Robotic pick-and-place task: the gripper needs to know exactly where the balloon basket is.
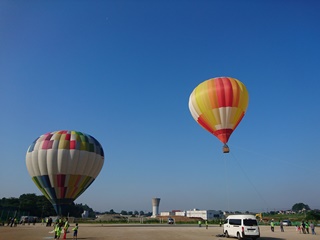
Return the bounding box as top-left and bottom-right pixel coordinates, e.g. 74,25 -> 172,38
223,145 -> 229,153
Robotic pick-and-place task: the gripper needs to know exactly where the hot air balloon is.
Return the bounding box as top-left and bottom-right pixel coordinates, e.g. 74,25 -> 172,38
26,130 -> 104,215
189,77 -> 249,153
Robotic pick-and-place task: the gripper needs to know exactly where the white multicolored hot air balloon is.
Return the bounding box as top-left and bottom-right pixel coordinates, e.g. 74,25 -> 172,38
26,130 -> 104,215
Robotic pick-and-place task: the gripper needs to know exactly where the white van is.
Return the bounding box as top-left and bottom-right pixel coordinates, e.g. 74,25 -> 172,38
223,215 -> 260,239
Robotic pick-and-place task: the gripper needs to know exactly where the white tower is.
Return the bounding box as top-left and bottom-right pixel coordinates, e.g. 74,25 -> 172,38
152,198 -> 160,218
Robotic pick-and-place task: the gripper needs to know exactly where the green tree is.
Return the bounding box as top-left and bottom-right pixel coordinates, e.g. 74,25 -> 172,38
0,197 -> 19,211
292,203 -> 310,212
74,203 -> 95,218
19,194 -> 39,215
0,197 -> 20,220
1,194 -> 95,218
306,210 -> 320,221
62,203 -> 83,217
35,195 -> 55,217
120,210 -> 128,215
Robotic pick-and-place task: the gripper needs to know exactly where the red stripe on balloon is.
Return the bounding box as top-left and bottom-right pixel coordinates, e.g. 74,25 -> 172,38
70,140 -> 76,149
198,116 -> 214,134
42,140 -> 49,149
65,134 -> 71,141
57,174 -> 66,188
47,140 -> 53,149
60,187 -> 67,198
44,134 -> 53,140
215,77 -> 233,107
213,129 -> 233,144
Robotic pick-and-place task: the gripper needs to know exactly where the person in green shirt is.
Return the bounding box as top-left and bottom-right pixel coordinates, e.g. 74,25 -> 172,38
72,223 -> 79,240
54,223 -> 62,239
305,221 -> 310,234
270,219 -> 275,232
63,218 -> 69,239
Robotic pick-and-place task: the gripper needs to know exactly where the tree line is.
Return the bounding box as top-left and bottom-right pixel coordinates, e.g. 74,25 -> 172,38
99,209 -> 152,216
2,195 -> 319,223
0,194 -> 95,220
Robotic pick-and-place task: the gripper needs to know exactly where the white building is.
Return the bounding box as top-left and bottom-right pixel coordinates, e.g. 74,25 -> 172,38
160,211 -> 173,216
186,209 -> 221,220
81,210 -> 89,218
174,211 -> 186,217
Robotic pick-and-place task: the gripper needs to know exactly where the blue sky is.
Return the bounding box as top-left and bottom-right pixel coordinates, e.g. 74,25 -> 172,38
1,0 -> 320,213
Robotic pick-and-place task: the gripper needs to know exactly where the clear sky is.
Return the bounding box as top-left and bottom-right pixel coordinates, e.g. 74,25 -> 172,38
1,0 -> 320,214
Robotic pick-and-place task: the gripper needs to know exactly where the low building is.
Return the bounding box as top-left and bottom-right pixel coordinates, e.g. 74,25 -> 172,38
160,211 -> 173,216
186,209 -> 222,220
174,211 -> 186,217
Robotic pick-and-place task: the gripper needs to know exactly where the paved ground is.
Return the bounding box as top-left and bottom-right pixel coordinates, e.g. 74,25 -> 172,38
0,224 -> 317,240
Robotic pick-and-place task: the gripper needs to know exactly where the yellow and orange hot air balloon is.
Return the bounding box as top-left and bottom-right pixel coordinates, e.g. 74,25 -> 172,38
188,77 -> 249,153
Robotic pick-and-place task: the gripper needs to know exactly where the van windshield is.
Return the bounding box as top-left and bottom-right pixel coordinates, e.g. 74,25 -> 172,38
243,219 -> 258,226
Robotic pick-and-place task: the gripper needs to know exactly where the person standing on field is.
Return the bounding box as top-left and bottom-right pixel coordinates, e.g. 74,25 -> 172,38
301,221 -> 306,234
63,218 -> 69,239
54,223 -> 62,239
72,223 -> 79,240
310,222 -> 316,235
280,221 -> 284,232
270,219 -> 275,232
305,221 -> 310,234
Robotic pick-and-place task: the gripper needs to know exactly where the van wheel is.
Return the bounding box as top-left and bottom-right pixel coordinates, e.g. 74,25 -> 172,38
225,231 -> 229,238
237,232 -> 241,239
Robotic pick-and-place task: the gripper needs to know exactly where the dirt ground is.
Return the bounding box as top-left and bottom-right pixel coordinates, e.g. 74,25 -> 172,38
0,223 -> 317,240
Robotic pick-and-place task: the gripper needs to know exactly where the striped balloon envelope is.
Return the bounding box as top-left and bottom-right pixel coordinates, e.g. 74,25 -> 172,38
189,77 -> 249,153
26,130 -> 104,215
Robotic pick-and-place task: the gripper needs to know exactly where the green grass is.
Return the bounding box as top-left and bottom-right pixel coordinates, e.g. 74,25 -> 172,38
257,213 -> 318,225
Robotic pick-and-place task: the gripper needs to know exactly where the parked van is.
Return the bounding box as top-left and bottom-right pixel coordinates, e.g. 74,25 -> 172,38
223,215 -> 260,239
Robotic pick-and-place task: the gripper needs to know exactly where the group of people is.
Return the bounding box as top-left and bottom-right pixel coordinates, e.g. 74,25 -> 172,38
270,219 -> 316,235
7,217 -> 18,227
53,217 -> 78,240
6,216 -> 38,226
296,221 -> 316,235
45,217 -> 53,226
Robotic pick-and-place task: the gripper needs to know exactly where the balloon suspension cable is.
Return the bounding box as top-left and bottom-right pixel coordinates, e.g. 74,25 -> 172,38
223,154 -> 230,213
229,151 -> 270,211
223,144 -> 230,153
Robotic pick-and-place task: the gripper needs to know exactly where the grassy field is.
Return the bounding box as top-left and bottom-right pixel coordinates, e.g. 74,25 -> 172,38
87,213 -> 317,226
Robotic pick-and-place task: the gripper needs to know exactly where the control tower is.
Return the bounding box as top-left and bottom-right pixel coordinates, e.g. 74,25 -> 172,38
151,198 -> 160,218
